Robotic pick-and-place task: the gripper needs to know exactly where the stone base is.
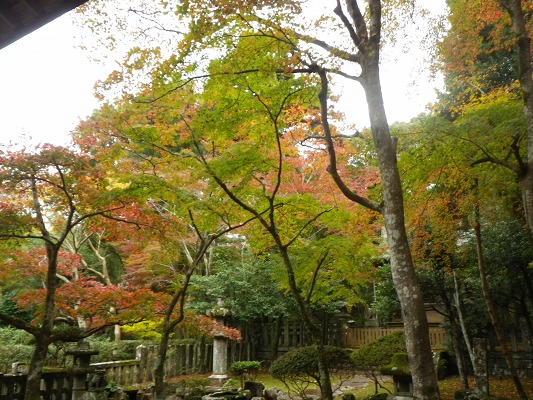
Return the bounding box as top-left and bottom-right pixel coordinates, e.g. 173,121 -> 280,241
209,374 -> 228,380
208,374 -> 229,387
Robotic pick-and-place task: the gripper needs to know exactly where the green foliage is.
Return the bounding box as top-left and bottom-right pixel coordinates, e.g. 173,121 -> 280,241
86,339 -> 147,362
0,345 -> 33,373
370,264 -> 401,326
351,332 -> 406,394
0,294 -> 33,326
269,345 -> 354,399
230,360 -> 262,387
121,320 -> 162,340
188,259 -> 293,322
0,326 -> 33,345
351,332 -> 406,371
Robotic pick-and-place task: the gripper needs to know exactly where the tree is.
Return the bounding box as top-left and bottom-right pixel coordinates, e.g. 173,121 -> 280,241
436,0 -> 533,249
0,145 -> 160,400
75,28 -> 384,398
78,1 -> 443,397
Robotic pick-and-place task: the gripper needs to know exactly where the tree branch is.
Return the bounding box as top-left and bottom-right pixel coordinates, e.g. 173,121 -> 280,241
317,68 -> 382,212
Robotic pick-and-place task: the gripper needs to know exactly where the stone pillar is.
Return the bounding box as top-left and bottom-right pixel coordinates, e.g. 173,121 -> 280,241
210,333 -> 228,379
136,344 -> 149,383
207,298 -> 232,381
472,338 -> 489,396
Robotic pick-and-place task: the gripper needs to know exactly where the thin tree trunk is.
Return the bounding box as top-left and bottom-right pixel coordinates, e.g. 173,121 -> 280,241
154,327 -> 171,399
473,189 -> 528,399
271,316 -> 283,360
440,278 -> 469,389
453,270 -> 487,395
277,246 -> 335,400
316,345 -> 334,400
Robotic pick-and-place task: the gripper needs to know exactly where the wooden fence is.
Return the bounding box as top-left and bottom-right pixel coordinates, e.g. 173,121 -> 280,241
342,327 -> 448,349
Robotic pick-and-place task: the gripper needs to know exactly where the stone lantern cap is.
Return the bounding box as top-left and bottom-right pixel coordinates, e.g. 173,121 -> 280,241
207,298 -> 232,318
66,341 -> 99,368
381,352 -> 411,377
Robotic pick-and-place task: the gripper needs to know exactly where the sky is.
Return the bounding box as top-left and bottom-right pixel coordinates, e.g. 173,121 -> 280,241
0,12 -> 102,147
0,2 -> 446,148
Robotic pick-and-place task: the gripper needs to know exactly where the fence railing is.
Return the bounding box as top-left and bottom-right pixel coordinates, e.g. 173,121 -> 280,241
0,370 -> 71,400
92,342 -> 216,386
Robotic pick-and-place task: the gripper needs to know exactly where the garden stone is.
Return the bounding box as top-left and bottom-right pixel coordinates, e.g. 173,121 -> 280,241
454,389 -> 481,400
243,381 -> 265,397
264,387 -> 282,400
202,390 -> 241,400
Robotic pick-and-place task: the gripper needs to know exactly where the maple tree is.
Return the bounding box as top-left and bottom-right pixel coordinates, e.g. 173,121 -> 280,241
74,31 -> 381,399
73,86 -> 260,398
77,1 -> 444,397
436,0 -> 533,250
0,144 -> 164,400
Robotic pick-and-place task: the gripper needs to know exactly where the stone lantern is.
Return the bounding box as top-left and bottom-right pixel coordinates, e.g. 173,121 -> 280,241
207,298 -> 232,381
381,352 -> 414,399
66,341 -> 104,400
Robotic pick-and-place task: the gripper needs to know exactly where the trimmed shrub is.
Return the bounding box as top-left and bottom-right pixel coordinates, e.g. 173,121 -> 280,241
351,331 -> 406,395
269,345 -> 355,399
230,360 -> 262,387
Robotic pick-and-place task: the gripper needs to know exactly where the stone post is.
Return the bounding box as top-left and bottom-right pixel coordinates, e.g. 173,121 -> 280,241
207,298 -> 232,382
472,338 -> 489,396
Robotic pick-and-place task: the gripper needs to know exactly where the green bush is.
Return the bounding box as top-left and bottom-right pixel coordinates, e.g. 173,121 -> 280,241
230,360 -> 262,387
269,345 -> 355,399
87,339 -> 147,362
0,327 -> 33,345
0,344 -> 33,373
351,331 -> 406,395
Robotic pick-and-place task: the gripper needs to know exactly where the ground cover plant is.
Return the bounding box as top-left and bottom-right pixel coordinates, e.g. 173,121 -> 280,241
253,373 -> 533,400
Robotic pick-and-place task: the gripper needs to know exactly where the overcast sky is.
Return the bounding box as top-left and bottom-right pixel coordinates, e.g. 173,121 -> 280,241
0,12 -> 102,147
0,2 -> 446,148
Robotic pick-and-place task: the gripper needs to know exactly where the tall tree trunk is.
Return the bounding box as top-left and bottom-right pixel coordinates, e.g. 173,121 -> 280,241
473,189 -> 528,399
317,2 -> 441,397
361,48 -> 440,400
